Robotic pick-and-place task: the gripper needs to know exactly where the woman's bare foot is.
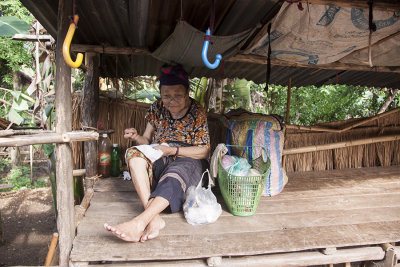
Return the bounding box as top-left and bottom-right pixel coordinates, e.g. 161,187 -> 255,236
104,219 -> 146,242
140,215 -> 165,242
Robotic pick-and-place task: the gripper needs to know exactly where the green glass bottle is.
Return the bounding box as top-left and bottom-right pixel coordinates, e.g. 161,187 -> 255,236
110,144 -> 120,177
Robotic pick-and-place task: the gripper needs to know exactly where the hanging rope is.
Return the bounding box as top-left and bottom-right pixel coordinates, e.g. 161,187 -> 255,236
202,0 -> 221,69
180,0 -> 183,20
72,0 -> 76,24
210,0 -> 215,34
264,23 -> 272,92
336,71 -> 339,84
368,0 -> 376,67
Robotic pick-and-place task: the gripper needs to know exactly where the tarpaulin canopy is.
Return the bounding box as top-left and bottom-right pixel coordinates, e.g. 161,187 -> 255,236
247,3 -> 400,66
152,20 -> 256,67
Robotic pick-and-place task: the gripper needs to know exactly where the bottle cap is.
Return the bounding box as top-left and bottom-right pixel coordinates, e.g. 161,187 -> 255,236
102,133 -> 107,138
113,144 -> 118,147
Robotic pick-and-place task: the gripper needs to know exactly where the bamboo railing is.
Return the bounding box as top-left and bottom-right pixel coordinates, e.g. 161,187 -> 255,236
0,131 -> 98,147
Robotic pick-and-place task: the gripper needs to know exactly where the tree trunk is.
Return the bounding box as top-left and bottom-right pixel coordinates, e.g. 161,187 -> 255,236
10,71 -> 23,169
82,52 -> 100,189
9,147 -> 20,169
378,88 -> 399,114
12,71 -> 22,91
0,211 -> 3,245
55,0 -> 74,265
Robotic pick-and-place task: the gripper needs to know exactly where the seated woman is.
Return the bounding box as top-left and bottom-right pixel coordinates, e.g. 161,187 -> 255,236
104,64 -> 210,242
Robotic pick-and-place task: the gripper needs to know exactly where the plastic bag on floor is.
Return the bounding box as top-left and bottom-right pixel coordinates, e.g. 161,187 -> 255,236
183,169 -> 222,225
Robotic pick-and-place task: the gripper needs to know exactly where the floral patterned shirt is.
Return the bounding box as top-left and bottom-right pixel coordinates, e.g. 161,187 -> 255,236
145,98 -> 210,148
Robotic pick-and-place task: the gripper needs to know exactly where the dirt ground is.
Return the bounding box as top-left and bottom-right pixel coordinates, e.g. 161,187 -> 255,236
0,187 -> 56,266
0,161 -> 56,267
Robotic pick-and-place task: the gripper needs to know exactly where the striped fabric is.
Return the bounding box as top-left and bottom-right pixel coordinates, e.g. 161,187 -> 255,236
226,113 -> 288,196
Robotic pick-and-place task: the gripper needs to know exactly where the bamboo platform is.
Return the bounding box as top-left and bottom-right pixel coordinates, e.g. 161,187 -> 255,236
70,166 -> 400,266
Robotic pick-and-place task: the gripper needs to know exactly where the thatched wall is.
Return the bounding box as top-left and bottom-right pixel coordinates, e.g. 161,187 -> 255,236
72,93 -> 399,173
283,111 -> 400,172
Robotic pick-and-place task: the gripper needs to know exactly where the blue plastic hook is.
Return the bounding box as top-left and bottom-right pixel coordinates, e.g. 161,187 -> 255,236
202,29 -> 222,69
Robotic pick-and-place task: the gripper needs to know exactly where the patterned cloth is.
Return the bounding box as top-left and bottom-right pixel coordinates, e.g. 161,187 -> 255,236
126,148 -> 154,185
150,157 -> 209,213
145,98 -> 210,148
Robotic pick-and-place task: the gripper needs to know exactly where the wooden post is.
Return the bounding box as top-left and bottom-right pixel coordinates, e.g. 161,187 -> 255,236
285,77 -> 292,124
55,0 -> 74,266
82,52 -> 99,187
10,147 -> 20,169
0,211 -> 3,245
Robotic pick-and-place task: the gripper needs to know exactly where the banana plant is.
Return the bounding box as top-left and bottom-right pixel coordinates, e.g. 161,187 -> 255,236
0,87 -> 36,125
193,77 -> 208,107
223,78 -> 252,111
0,16 -> 30,36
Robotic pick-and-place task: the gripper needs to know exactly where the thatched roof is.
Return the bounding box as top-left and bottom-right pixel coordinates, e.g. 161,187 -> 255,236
20,0 -> 400,88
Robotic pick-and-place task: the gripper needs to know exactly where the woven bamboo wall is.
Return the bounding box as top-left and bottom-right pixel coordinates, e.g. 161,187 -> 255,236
283,111 -> 400,172
72,93 -> 399,172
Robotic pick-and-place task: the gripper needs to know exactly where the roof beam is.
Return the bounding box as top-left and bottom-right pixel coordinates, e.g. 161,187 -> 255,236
11,34 -> 53,42
71,44 -> 151,56
71,44 -> 400,73
302,0 -> 400,12
227,53 -> 400,73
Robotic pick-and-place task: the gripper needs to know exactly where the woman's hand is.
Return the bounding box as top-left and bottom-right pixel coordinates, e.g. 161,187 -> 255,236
153,145 -> 176,157
124,123 -> 154,145
153,145 -> 209,159
124,128 -> 139,142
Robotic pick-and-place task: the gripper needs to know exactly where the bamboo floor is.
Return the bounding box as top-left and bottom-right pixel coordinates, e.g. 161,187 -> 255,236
70,166 -> 400,266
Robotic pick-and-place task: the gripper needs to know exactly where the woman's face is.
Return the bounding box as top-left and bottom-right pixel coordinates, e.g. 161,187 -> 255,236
160,84 -> 189,115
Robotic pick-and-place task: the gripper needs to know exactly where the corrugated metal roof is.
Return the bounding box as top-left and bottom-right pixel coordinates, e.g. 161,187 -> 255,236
20,0 -> 400,88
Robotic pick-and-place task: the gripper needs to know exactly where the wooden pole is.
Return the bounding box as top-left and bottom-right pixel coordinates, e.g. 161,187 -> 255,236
227,53 -> 400,73
285,78 -> 292,124
282,134 -> 400,155
0,131 -> 98,147
82,52 -> 100,181
55,0 -> 74,265
72,169 -> 86,177
44,233 -> 59,266
0,129 -> 55,137
74,188 -> 94,229
285,107 -> 400,133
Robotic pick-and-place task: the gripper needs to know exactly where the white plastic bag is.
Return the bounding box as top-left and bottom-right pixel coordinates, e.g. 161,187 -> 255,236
183,169 -> 222,225
228,157 -> 251,176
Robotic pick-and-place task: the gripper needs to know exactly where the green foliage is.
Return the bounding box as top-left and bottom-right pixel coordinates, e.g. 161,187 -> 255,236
33,177 -> 47,188
223,79 -> 251,110
0,86 -> 35,125
41,143 -> 55,158
219,79 -> 396,126
0,164 -> 48,191
0,157 -> 10,173
0,0 -> 34,22
72,68 -> 85,91
124,77 -> 160,103
0,0 -> 34,85
0,16 -> 30,36
192,77 -> 208,107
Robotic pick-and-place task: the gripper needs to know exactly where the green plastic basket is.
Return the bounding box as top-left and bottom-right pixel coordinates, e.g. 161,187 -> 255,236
218,146 -> 271,216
